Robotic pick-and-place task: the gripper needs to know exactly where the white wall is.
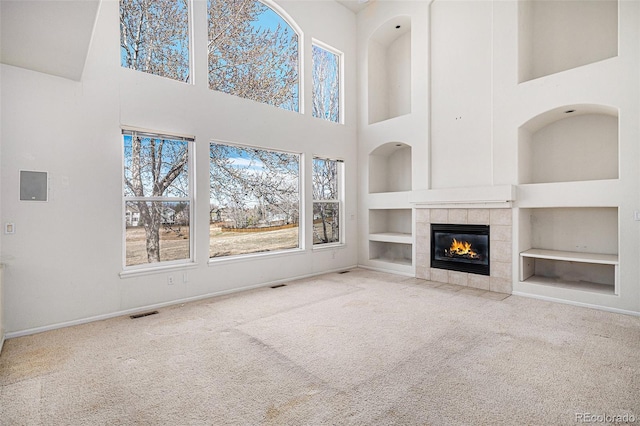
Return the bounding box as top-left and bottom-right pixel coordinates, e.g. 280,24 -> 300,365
356,0 -> 640,314
0,0 -> 358,334
429,0 -> 493,189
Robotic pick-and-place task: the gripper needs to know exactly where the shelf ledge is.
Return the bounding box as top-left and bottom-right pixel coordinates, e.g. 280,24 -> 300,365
368,232 -> 412,244
520,249 -> 618,265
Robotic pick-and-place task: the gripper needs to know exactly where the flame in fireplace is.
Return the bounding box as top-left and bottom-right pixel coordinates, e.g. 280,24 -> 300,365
448,238 -> 478,258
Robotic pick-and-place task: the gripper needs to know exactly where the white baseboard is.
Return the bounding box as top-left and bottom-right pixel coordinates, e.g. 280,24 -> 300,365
511,291 -> 640,317
357,264 -> 415,277
5,265 -> 359,340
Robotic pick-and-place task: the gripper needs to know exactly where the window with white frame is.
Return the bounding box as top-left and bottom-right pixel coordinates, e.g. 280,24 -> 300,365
207,0 -> 300,112
312,157 -> 342,245
120,0 -> 191,83
312,42 -> 341,123
123,130 -> 194,268
209,142 -> 301,258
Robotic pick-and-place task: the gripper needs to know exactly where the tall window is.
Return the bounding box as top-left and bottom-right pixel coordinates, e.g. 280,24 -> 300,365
208,0 -> 299,112
123,130 -> 193,268
312,42 -> 341,123
210,143 -> 300,258
313,157 -> 342,245
120,0 -> 191,82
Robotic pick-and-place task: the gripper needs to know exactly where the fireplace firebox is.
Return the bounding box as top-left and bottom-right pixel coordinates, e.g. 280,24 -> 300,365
431,224 -> 490,276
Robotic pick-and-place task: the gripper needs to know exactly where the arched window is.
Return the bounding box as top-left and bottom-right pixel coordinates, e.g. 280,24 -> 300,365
207,0 -> 300,112
120,0 -> 191,83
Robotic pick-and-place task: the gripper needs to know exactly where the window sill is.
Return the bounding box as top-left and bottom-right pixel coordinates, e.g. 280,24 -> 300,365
208,248 -> 305,266
120,262 -> 198,279
312,242 -> 345,251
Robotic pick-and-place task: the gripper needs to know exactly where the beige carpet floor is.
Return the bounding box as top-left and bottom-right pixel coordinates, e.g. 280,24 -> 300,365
1,268 -> 639,425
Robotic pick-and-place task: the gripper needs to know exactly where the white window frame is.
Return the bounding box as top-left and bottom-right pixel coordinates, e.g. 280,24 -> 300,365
311,39 -> 344,124
206,0 -> 304,113
312,156 -> 344,248
121,128 -> 196,276
120,0 -> 194,84
208,140 -> 304,262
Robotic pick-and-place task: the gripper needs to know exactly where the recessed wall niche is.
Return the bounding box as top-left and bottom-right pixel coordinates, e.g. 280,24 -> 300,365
518,105 -> 618,184
368,16 -> 411,124
369,142 -> 412,193
518,0 -> 618,82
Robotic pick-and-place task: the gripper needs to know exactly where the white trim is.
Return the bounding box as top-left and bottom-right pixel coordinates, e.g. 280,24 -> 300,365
122,131 -> 196,271
511,291 -> 640,317
209,141 -> 304,256
312,242 -> 346,251
257,0 -> 304,114
5,265 -> 358,340
357,264 -> 415,278
208,247 -> 305,266
120,262 -> 199,279
121,126 -> 195,141
311,38 -> 344,124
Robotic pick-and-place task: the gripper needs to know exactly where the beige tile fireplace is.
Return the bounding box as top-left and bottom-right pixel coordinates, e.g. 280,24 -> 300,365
415,207 -> 513,294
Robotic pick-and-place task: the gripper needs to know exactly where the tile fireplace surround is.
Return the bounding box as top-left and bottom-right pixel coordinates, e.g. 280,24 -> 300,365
415,208 -> 513,294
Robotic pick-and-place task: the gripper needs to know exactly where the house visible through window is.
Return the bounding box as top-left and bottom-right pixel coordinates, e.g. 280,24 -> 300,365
123,130 -> 194,268
209,142 -> 301,258
120,0 -> 191,82
207,0 -> 300,112
313,157 -> 342,245
312,42 -> 341,123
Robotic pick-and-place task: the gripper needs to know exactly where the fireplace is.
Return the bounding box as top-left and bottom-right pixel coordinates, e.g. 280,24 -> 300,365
431,224 -> 490,276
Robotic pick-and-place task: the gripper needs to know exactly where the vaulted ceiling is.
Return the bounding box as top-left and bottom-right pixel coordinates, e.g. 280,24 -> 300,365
1,0 -> 101,81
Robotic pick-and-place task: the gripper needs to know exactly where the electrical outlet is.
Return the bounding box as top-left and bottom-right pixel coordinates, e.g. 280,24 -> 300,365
168,276 -> 175,285
4,222 -> 15,234
183,272 -> 188,283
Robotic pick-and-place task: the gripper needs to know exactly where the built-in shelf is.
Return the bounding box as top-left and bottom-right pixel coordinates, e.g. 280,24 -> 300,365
367,209 -> 413,272
521,249 -> 618,265
518,208 -> 618,295
369,241 -> 412,266
520,249 -> 617,295
369,232 -> 412,244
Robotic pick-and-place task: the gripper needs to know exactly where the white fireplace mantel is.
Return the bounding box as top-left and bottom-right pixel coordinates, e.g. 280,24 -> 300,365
410,185 -> 516,209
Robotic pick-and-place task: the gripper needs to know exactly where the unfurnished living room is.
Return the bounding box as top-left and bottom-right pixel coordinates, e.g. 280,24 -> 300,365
0,0 -> 639,424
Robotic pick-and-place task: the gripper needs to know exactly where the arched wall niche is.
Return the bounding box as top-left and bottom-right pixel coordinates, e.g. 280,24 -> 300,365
518,105 -> 619,184
369,142 -> 412,193
518,0 -> 618,83
367,16 -> 412,124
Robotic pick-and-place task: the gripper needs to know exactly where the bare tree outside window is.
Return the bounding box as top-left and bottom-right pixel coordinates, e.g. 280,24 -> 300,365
208,0 -> 299,111
313,158 -> 341,245
120,0 -> 190,82
210,143 -> 300,257
124,132 -> 192,267
312,43 -> 340,123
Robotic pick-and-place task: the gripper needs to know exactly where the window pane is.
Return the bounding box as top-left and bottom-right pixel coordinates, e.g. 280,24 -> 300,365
120,0 -> 190,82
313,202 -> 340,245
207,0 -> 299,112
124,134 -> 189,198
312,44 -> 340,123
210,143 -> 300,257
312,158 -> 338,200
125,201 -> 190,266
